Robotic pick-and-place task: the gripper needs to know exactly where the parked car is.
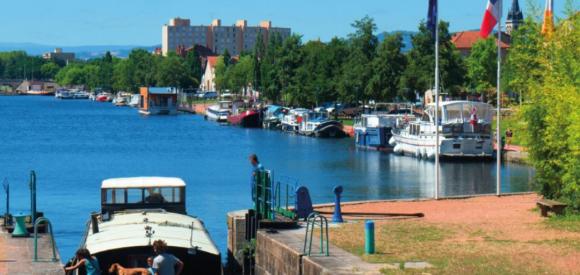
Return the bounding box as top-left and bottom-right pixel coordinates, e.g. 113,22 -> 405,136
197,91 -> 218,99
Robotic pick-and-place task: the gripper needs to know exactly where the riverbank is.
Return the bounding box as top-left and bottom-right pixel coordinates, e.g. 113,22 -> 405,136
316,194 -> 579,274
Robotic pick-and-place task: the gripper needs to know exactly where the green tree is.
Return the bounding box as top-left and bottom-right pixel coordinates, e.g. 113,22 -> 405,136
261,33 -> 284,102
227,55 -> 254,94
401,21 -> 466,100
156,53 -> 189,88
252,33 -> 266,92
214,56 -> 228,92
368,33 -> 407,101
113,59 -> 132,92
277,34 -> 304,105
184,50 -> 202,88
40,62 -> 61,80
466,37 -> 497,95
127,49 -> 158,90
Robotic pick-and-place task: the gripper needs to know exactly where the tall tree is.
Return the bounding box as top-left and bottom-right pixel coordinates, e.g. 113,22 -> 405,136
368,33 -> 407,101
277,34 -> 304,105
184,50 -> 202,88
466,37 -> 497,95
261,33 -> 284,103
157,53 -> 189,88
252,33 -> 266,92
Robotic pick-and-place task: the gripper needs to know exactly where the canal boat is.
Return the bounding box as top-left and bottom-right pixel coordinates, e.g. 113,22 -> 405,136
73,90 -> 90,99
298,111 -> 345,138
139,87 -> 178,115
280,108 -> 309,133
128,94 -> 140,107
96,92 -> 113,102
55,89 -> 74,99
206,101 -> 232,122
80,177 -> 222,275
262,105 -> 286,129
354,103 -> 415,150
227,109 -> 261,127
390,101 -> 494,159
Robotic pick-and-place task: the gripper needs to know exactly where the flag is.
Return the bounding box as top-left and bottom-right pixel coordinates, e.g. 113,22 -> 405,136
480,0 -> 503,38
427,0 -> 438,38
541,0 -> 554,36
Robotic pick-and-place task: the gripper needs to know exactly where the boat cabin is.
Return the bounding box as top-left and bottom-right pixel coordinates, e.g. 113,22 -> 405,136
139,87 -> 178,115
101,177 -> 186,216
419,101 -> 493,136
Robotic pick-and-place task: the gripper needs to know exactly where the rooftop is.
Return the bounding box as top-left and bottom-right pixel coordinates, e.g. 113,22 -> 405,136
101,177 -> 186,189
451,31 -> 510,49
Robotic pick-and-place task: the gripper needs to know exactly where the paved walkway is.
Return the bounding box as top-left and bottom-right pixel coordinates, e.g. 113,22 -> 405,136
0,227 -> 63,274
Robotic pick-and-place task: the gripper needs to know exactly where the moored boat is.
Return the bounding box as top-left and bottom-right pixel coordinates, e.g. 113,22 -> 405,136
227,109 -> 261,127
80,177 -> 221,275
390,101 -> 494,159
280,108 -> 309,133
298,111 -> 345,138
206,101 -> 232,122
128,94 -> 140,107
354,103 -> 415,150
262,105 -> 286,129
96,92 -> 113,102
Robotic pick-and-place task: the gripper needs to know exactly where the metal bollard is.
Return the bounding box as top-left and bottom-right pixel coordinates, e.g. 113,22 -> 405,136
332,185 -> 343,223
365,220 -> 375,254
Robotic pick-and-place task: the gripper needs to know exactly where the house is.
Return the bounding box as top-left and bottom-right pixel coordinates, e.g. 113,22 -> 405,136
451,31 -> 510,58
16,80 -> 59,95
200,56 -> 219,92
139,87 -> 178,115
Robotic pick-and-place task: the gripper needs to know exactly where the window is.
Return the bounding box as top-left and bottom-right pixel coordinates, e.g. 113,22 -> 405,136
127,188 -> 143,203
105,189 -> 113,204
114,189 -> 125,204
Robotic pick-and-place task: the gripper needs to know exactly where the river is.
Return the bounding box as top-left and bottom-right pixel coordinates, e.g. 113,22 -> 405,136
0,96 -> 534,261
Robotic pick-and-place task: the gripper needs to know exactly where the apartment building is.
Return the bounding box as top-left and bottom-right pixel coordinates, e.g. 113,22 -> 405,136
161,18 -> 291,56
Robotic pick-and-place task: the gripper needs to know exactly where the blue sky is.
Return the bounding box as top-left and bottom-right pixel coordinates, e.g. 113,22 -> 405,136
0,0 -> 571,46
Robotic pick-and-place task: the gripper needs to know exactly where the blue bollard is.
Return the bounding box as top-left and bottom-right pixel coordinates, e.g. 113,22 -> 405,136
365,220 -> 375,254
332,185 -> 343,223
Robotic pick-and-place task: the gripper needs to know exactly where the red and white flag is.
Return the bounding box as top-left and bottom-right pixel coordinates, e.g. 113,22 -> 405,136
480,0 -> 503,38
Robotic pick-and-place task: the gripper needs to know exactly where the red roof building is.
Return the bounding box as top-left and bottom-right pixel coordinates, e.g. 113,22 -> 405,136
451,31 -> 511,57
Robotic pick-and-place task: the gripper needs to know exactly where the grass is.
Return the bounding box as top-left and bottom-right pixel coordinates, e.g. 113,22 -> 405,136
341,119 -> 354,126
492,108 -> 526,147
330,220 -> 574,274
545,213 -> 580,233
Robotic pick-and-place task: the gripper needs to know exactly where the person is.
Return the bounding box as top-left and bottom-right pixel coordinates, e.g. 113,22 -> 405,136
152,239 -> 183,275
505,128 -> 513,147
147,257 -> 155,275
249,154 -> 264,201
64,248 -> 101,275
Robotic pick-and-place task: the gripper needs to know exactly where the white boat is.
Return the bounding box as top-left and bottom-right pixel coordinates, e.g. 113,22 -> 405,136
73,90 -> 90,99
298,111 -> 345,138
205,101 -> 232,122
56,89 -> 74,99
281,108 -> 309,133
390,101 -> 494,159
80,177 -> 221,274
128,94 -> 140,107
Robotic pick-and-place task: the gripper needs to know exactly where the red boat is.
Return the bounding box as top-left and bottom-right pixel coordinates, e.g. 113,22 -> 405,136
227,109 -> 262,128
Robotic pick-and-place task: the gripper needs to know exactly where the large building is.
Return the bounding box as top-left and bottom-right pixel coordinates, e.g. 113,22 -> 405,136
506,0 -> 524,35
42,48 -> 75,63
161,18 -> 291,56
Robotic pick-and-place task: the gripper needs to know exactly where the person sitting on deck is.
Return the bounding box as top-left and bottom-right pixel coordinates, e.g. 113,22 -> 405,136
64,248 -> 101,275
144,188 -> 166,204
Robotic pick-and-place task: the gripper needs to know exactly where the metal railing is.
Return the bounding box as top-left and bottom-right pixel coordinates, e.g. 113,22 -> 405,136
33,217 -> 58,262
303,212 -> 329,256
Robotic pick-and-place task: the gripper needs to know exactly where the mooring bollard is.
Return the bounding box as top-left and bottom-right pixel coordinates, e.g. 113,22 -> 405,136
365,220 -> 375,254
332,185 -> 343,223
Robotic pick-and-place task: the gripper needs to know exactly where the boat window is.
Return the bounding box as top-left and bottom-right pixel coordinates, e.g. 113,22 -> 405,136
105,189 -> 113,204
127,188 -> 143,203
174,187 -> 182,203
144,188 -> 165,203
445,104 -> 463,123
161,188 -> 174,203
114,188 -> 126,204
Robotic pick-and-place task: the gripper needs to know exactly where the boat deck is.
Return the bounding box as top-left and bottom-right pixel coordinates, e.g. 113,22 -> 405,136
0,223 -> 63,275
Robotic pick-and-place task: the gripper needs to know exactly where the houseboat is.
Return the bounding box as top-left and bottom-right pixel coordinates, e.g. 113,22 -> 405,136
262,105 -> 287,129
298,111 -> 345,138
389,101 -> 494,159
227,101 -> 261,127
206,101 -> 232,122
281,108 -> 309,133
80,177 -> 222,275
354,103 -> 415,150
139,87 -> 178,115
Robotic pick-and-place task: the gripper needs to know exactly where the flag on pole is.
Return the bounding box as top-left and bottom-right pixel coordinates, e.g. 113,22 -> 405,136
541,0 -> 554,36
427,0 -> 438,38
480,0 -> 503,38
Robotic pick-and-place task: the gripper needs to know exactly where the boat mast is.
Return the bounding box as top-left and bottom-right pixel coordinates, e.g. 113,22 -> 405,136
434,0 -> 440,200
496,3 -> 502,196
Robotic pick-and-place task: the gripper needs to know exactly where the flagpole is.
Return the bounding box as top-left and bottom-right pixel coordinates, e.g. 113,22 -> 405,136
434,0 -> 440,200
496,2 -> 502,196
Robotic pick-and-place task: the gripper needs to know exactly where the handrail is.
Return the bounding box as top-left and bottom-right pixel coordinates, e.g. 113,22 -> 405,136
303,212 -> 329,256
33,217 -> 58,262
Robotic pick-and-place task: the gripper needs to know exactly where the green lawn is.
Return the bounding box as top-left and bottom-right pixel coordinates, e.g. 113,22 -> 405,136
492,109 -> 526,146
545,213 -> 580,233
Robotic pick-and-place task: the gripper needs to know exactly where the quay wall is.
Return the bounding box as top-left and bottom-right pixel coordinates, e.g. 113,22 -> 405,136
178,102 -> 212,114
226,210 -> 249,272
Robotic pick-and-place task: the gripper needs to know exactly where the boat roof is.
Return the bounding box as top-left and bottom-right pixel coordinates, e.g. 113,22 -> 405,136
147,87 -> 177,94
427,100 -> 492,107
101,177 -> 186,189
84,211 -> 219,255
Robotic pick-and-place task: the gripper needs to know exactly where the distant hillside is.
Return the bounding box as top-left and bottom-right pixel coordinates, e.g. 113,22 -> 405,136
0,42 -> 159,59
377,31 -> 416,52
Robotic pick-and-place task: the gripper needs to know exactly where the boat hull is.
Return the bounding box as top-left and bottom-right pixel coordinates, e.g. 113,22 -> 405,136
313,121 -> 345,138
228,110 -> 261,128
391,134 -> 494,159
354,127 -> 393,149
89,245 -> 222,275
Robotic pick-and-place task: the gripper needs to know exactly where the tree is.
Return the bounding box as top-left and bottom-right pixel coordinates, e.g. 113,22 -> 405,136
252,33 -> 266,92
40,62 -> 61,80
339,16 -> 378,104
368,33 -> 407,101
156,53 -> 189,88
466,37 -> 497,95
222,49 -> 231,67
227,55 -> 254,94
401,21 -> 466,100
214,56 -> 228,92
113,59 -> 132,92
184,50 -> 202,88
277,34 -> 304,105
261,32 -> 284,102
127,49 -> 158,90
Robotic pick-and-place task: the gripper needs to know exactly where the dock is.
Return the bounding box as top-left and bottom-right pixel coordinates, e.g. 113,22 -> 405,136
0,221 -> 63,275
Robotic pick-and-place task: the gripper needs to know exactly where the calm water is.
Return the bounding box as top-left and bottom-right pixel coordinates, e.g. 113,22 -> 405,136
0,96 -> 534,260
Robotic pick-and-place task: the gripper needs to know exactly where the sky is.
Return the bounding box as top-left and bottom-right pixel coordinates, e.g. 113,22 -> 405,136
0,0 -> 573,46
